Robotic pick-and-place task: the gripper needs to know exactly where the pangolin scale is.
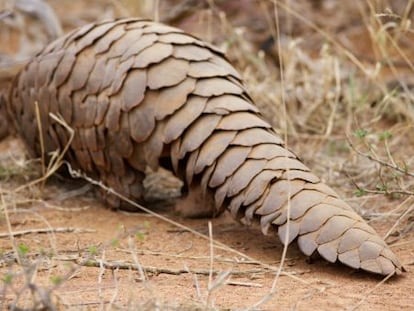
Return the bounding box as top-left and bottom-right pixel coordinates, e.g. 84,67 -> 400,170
7,18 -> 403,275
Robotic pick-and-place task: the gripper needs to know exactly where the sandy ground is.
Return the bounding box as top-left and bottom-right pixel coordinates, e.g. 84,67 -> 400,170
0,136 -> 413,310
1,1 -> 414,310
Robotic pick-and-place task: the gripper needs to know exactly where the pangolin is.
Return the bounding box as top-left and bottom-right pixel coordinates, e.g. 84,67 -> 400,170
6,18 -> 403,275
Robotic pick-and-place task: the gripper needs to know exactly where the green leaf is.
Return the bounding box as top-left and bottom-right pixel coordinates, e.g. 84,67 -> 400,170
355,189 -> 366,197
50,275 -> 63,285
376,183 -> 387,192
379,131 -> 392,141
3,273 -> 13,284
135,231 -> 146,241
353,129 -> 368,138
17,244 -> 29,256
88,245 -> 98,256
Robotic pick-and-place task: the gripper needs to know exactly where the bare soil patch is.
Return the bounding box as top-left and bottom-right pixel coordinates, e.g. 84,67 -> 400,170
1,1 -> 414,310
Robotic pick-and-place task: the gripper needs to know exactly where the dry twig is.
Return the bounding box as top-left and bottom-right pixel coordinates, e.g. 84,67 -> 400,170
0,227 -> 96,238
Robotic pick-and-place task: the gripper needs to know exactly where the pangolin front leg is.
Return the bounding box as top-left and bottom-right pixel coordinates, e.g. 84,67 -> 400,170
7,18 -> 403,275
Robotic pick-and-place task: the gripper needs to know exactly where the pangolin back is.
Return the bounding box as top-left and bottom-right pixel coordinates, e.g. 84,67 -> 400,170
8,18 -> 403,275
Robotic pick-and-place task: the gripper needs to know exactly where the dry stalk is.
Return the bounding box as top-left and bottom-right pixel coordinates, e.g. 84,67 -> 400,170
1,192 -> 21,264
246,4 -> 293,309
272,0 -> 382,85
14,112 -> 74,193
383,196 -> 414,240
98,249 -> 106,310
64,162 -> 319,289
206,221 -> 215,307
349,272 -> 395,311
34,101 -> 46,184
58,256 -> 290,277
114,247 -> 298,266
346,134 -> 414,192
0,226 -> 96,238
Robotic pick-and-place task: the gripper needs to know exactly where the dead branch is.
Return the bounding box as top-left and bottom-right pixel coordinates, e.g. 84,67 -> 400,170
0,227 -> 96,238
347,134 -> 414,179
56,256 -> 309,277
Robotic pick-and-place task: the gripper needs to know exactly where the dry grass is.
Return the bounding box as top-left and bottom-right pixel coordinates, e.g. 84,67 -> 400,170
1,0 -> 414,310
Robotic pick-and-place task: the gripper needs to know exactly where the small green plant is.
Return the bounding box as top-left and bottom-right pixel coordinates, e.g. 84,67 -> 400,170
111,238 -> 119,247
379,130 -> 392,141
135,231 -> 146,241
143,220 -> 151,229
401,163 -> 409,174
87,245 -> 98,256
50,275 -> 63,286
17,244 -> 29,257
117,223 -> 125,232
355,188 -> 366,197
376,183 -> 388,192
353,129 -> 368,139
2,272 -> 13,284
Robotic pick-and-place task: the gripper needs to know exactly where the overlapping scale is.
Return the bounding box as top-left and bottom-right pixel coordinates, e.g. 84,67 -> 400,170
8,18 -> 403,276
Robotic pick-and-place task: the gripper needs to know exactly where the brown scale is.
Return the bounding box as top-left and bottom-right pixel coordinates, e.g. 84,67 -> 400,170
7,18 -> 404,276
